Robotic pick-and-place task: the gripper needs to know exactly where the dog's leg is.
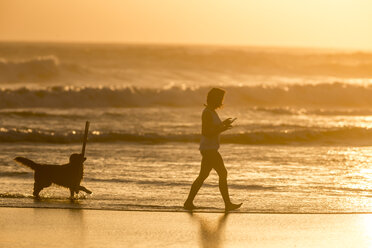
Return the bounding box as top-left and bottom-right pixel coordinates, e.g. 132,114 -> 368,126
33,183 -> 43,198
79,186 -> 92,194
69,188 -> 75,199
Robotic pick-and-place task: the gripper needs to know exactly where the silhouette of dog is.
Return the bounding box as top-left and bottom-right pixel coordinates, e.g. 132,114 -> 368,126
14,153 -> 92,198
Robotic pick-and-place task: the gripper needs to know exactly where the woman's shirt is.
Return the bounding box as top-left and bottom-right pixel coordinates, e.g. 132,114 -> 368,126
199,107 -> 222,151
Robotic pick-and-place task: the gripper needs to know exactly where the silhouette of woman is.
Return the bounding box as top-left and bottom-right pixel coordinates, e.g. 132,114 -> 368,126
184,88 -> 242,211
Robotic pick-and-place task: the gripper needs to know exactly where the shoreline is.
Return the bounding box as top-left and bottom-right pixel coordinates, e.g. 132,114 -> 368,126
1,205 -> 372,215
1,207 -> 371,248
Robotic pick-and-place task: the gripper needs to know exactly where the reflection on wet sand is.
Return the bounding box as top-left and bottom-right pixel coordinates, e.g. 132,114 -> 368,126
67,209 -> 86,248
32,207 -> 86,248
190,213 -> 229,248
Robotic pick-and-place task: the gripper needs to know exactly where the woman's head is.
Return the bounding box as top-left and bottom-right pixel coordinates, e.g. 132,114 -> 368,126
206,88 -> 225,109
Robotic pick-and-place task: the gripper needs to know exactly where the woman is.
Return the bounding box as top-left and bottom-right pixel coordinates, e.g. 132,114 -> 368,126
184,88 -> 242,211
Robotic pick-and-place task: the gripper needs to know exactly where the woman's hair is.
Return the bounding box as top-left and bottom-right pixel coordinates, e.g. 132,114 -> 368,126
206,88 -> 225,109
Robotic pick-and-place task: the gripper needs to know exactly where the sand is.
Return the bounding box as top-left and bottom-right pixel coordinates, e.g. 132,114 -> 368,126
0,207 -> 371,248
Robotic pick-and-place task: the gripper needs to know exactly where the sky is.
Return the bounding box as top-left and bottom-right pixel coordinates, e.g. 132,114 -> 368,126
0,0 -> 371,50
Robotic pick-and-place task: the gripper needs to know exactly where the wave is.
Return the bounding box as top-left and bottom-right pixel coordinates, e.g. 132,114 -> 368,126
0,193 -> 34,199
1,44 -> 372,85
253,107 -> 372,116
311,186 -> 372,195
3,83 -> 372,108
2,126 -> 372,145
0,56 -> 60,82
1,107 -> 372,120
222,127 -> 372,145
0,128 -> 199,143
0,56 -> 89,83
86,178 -> 275,190
0,172 -> 274,191
0,110 -> 51,117
0,171 -> 32,178
0,110 -> 83,118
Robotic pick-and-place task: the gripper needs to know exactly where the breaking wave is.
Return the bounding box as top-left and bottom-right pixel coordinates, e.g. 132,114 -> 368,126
0,56 -> 88,83
3,83 -> 372,108
254,107 -> 372,116
1,107 -> 372,118
0,56 -> 60,82
1,126 -> 372,145
1,44 -> 372,85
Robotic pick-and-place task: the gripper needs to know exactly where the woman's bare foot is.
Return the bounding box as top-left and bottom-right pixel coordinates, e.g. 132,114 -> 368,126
225,202 -> 242,211
183,201 -> 196,211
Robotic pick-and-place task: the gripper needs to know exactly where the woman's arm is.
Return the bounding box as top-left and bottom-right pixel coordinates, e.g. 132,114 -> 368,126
201,110 -> 229,137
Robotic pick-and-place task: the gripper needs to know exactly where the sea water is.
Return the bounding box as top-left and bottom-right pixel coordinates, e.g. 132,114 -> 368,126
0,42 -> 371,213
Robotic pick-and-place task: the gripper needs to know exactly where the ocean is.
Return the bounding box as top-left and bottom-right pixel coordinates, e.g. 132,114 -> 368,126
0,42 -> 371,213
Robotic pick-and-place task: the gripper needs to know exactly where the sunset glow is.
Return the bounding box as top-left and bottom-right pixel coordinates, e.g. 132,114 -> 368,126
1,0 -> 371,50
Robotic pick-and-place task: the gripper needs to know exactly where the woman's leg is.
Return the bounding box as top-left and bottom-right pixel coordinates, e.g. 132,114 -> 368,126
212,151 -> 231,205
184,152 -> 213,208
213,151 -> 242,211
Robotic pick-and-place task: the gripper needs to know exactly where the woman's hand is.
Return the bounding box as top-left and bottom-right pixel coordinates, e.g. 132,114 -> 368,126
222,118 -> 233,125
222,118 -> 237,125
221,118 -> 236,132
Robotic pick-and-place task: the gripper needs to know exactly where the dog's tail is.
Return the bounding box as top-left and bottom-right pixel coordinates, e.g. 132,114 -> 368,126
14,157 -> 39,170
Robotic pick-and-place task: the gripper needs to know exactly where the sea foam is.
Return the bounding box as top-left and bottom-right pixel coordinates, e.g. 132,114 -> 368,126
2,83 -> 372,108
1,126 -> 372,145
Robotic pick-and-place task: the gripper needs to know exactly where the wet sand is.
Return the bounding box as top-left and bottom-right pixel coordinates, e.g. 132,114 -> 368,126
0,207 -> 371,248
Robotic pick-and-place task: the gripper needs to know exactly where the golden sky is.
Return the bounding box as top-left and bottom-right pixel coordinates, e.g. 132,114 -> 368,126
0,0 -> 371,50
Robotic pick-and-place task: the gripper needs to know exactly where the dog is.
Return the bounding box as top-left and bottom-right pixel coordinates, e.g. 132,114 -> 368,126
14,153 -> 92,199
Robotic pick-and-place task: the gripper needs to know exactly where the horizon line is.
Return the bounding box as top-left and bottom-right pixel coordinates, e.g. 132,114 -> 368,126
0,39 -> 371,53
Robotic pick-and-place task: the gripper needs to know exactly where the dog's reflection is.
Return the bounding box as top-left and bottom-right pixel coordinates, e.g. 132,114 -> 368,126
31,208 -> 86,248
190,213 -> 228,248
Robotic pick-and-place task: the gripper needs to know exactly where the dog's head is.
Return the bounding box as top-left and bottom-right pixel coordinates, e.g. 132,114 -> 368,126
69,153 -> 86,165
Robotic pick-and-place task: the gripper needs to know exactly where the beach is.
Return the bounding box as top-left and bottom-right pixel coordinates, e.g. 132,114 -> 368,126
2,0 -> 372,247
1,207 -> 371,248
1,42 -> 372,247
